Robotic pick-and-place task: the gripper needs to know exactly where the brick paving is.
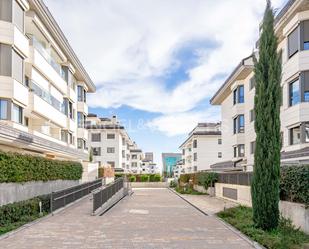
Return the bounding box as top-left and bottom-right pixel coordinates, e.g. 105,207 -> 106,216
0,188 -> 254,249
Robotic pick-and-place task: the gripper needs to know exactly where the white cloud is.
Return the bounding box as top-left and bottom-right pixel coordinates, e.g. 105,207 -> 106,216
45,0 -> 285,135
147,107 -> 221,137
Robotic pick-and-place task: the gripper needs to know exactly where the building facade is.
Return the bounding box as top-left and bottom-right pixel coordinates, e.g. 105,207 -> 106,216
162,153 -> 182,177
210,0 -> 309,171
0,0 -> 97,179
179,123 -> 222,173
86,115 -> 133,172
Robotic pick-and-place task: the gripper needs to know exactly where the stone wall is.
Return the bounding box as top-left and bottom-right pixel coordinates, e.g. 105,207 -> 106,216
0,180 -> 80,206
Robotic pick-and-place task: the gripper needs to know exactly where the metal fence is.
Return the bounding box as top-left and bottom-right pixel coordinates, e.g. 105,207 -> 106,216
50,178 -> 102,212
217,172 -> 253,186
92,177 -> 124,213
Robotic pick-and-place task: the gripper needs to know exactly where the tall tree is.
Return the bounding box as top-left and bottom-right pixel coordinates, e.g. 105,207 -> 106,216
252,0 -> 281,230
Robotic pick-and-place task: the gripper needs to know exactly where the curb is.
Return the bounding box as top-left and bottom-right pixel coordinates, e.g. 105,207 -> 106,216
169,188 -> 265,249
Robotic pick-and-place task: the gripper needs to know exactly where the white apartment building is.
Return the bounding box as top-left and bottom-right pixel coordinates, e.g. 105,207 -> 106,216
179,123 -> 222,173
129,143 -> 144,174
86,115 -> 133,173
173,160 -> 184,178
141,160 -> 159,174
0,0 -> 96,177
210,0 -> 309,171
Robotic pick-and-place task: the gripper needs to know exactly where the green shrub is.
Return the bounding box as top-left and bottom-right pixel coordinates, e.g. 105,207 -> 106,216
169,180 -> 177,188
175,186 -> 207,195
280,165 -> 309,206
197,172 -> 218,189
115,173 -> 124,179
152,174 -> 161,182
140,175 -> 149,182
217,206 -> 309,249
0,195 -> 50,235
0,151 -> 83,183
129,175 -> 136,182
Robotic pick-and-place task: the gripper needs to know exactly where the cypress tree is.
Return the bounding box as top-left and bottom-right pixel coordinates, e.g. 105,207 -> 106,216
251,0 -> 282,230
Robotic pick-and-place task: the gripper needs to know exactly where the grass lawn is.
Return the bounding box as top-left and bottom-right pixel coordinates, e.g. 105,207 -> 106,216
175,186 -> 208,195
217,206 -> 309,249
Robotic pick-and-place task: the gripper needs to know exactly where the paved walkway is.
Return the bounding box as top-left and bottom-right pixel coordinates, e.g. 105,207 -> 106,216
0,188 -> 254,249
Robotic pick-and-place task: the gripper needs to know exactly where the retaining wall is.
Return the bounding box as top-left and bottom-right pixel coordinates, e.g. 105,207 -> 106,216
0,180 -> 80,206
131,182 -> 169,188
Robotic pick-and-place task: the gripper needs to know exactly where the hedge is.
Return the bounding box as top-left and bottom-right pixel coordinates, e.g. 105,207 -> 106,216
280,165 -> 309,206
0,195 -> 50,235
115,174 -> 161,182
0,151 -> 83,183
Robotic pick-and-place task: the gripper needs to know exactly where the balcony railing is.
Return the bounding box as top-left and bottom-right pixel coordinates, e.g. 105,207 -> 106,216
31,35 -> 66,79
30,80 -> 65,114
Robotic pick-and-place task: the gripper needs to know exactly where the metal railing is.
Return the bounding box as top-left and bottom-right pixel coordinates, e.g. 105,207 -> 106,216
50,179 -> 102,213
218,172 -> 253,186
92,177 -> 124,214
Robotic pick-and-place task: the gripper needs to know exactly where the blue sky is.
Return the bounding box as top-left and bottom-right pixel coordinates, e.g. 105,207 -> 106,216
45,0 -> 286,168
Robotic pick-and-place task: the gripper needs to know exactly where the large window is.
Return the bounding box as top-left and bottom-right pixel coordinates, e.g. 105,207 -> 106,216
13,1 -> 24,32
77,112 -> 85,128
290,126 -> 301,145
93,147 -> 101,156
289,79 -> 300,106
77,85 -> 86,102
107,147 -> 115,153
12,50 -> 23,84
233,85 -> 244,105
91,133 -> 101,142
12,103 -> 22,124
233,144 -> 245,158
0,99 -> 8,120
288,27 -> 299,58
233,115 -> 244,134
0,44 -> 12,77
107,133 -> 115,139
0,0 -> 12,22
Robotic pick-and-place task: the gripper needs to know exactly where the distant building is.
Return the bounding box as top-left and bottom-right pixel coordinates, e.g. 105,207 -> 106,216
144,152 -> 154,162
141,159 -> 160,174
162,153 -> 182,177
179,122 -> 222,173
173,160 -> 184,178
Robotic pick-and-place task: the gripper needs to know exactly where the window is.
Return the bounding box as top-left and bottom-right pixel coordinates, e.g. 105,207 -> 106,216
122,138 -> 125,145
77,138 -> 85,149
305,123 -> 309,143
107,133 -> 115,139
0,44 -> 12,77
289,79 -> 300,106
193,166 -> 197,172
77,85 -> 86,102
0,99 -> 8,120
234,144 -> 245,158
132,154 -> 137,159
131,162 -> 137,167
238,85 -> 244,103
193,139 -> 197,148
91,133 -> 101,142
13,1 -> 24,32
61,130 -> 68,143
290,126 -> 301,145
233,85 -> 244,105
12,49 -> 23,84
24,116 -> 29,126
233,115 -> 244,134
12,103 -> 22,124
218,152 -> 222,158
250,141 -> 256,154
250,109 -> 255,122
193,153 -> 197,161
69,133 -> 73,145
107,161 -> 115,168
122,150 -> 125,158
107,147 -> 115,153
77,112 -> 85,128
93,147 -> 101,156
218,138 -> 222,144
303,20 -> 309,51
249,77 -> 255,90
288,27 -> 299,58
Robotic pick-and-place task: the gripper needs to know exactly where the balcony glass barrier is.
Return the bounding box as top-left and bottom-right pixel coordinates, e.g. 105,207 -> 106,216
30,80 -> 65,114
31,36 -> 66,79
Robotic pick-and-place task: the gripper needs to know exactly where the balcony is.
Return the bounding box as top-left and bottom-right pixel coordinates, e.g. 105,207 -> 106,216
77,128 -> 88,140
0,21 -> 29,57
29,88 -> 66,128
0,77 -> 28,106
29,37 -> 67,94
281,102 -> 309,127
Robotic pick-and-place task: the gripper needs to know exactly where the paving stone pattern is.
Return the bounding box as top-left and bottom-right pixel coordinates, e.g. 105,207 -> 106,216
0,188 -> 254,249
